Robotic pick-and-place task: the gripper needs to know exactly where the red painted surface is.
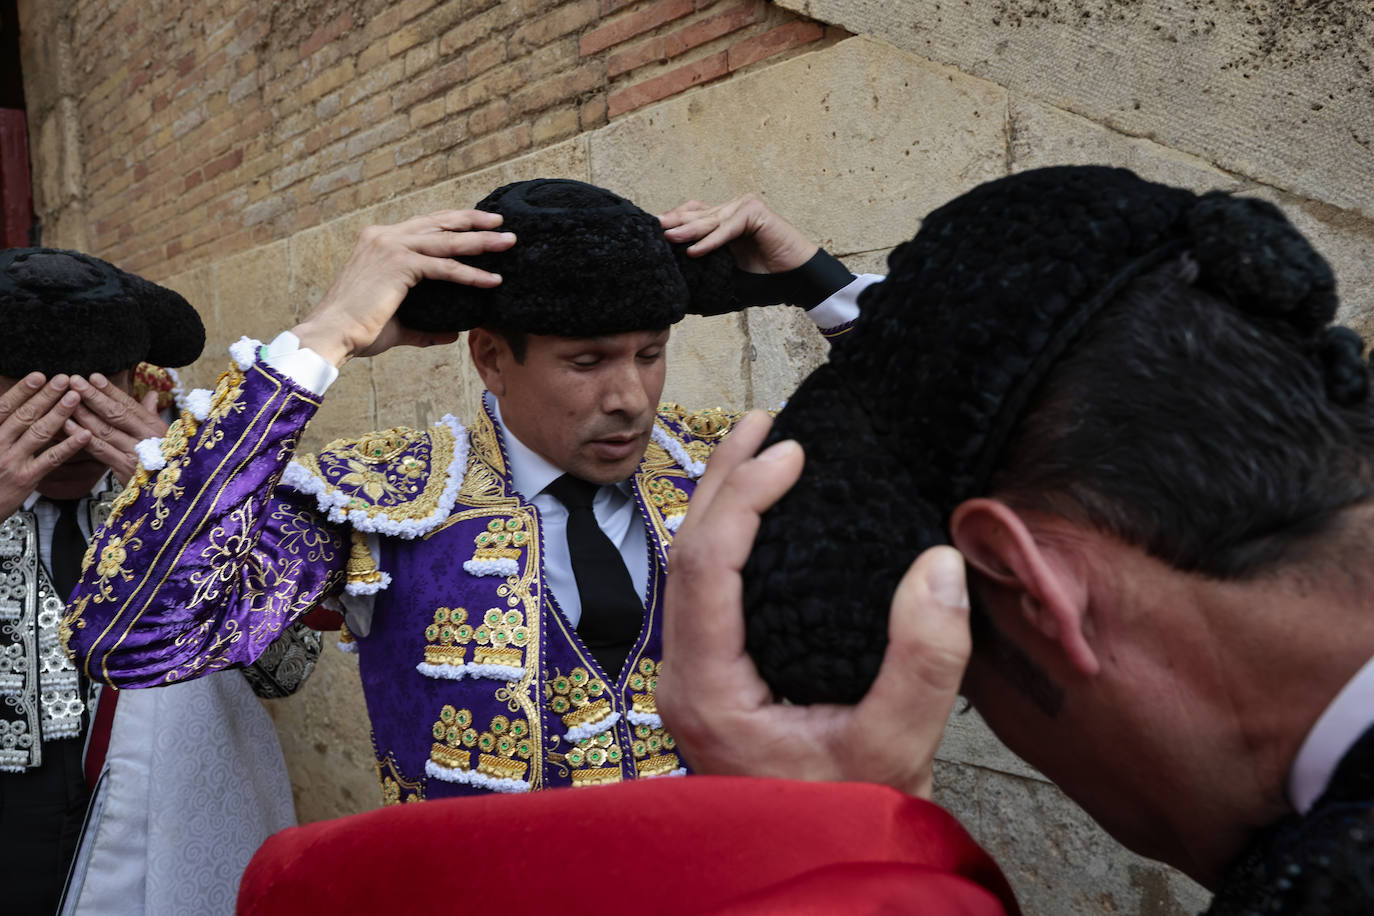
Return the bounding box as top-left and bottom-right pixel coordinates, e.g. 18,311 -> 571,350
0,108 -> 32,247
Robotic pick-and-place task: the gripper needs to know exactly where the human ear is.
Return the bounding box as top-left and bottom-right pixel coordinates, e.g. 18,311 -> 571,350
949,498 -> 1100,677
467,327 -> 507,397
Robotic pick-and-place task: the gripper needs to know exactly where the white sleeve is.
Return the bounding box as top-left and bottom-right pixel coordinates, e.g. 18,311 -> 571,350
804,274 -> 883,338
260,331 -> 340,396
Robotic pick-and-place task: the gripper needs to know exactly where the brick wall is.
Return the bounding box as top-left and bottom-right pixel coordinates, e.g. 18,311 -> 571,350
23,0 -> 833,280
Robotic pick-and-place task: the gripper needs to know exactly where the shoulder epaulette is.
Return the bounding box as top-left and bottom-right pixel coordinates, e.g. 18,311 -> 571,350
650,403 -> 748,479
281,415 -> 469,540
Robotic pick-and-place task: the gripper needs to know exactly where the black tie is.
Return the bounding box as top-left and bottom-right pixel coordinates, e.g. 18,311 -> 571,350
545,474 -> 643,679
51,498 -> 88,600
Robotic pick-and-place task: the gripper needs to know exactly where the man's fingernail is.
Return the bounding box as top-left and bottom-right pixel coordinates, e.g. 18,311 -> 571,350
91,373 -> 108,387
926,550 -> 969,609
756,439 -> 798,462
62,391 -> 80,407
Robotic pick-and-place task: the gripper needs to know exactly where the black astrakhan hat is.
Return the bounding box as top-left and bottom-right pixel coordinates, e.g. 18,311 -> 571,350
0,247 -> 205,378
397,178 -> 737,335
743,165 -> 1345,704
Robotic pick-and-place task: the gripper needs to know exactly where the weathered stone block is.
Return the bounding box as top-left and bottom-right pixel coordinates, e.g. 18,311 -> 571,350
264,647 -> 382,824
589,36 -> 1007,259
933,762 -> 1212,916
774,0 -> 1374,220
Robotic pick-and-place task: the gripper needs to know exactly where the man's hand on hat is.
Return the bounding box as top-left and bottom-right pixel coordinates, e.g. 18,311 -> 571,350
657,411 -> 972,800
293,210 -> 516,367
659,194 -> 818,275
0,373 -> 94,518
64,374 -> 168,486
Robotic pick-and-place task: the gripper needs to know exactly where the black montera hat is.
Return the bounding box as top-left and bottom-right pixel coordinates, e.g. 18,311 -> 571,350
0,247 -> 205,378
397,178 -> 738,335
743,165 -> 1347,704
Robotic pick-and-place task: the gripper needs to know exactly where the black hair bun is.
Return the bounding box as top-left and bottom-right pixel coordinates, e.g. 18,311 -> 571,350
1188,193 -> 1338,335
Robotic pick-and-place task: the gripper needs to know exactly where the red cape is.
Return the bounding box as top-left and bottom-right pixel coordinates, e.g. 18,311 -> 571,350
239,776 -> 1018,915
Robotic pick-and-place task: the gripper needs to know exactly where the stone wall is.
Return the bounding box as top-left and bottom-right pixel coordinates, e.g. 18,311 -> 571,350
17,1 -> 1374,913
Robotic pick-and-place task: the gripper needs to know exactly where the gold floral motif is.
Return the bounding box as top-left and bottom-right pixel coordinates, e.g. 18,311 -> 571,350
195,368 -> 246,452
565,731 -> 625,787
186,501 -> 260,610
87,516 -> 146,604
296,422 -> 457,523
429,705 -> 533,779
423,604 -> 531,671
630,720 -> 680,777
546,665 -> 613,729
643,477 -> 689,528
164,618 -> 243,683
681,406 -> 743,440
275,504 -> 341,564
377,753 -> 424,805
149,462 -> 186,530
159,416 -> 196,462
474,517 -> 527,557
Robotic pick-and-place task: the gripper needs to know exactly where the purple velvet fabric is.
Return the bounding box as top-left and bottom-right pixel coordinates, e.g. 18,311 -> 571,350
65,354 -> 715,798
67,360 -> 344,688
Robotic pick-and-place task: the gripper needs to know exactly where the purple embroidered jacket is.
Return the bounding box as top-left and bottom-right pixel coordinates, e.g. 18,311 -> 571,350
63,348 -> 739,800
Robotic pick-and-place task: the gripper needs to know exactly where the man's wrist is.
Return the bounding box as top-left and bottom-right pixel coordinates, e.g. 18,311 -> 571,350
266,331 -> 341,396
289,321 -> 352,369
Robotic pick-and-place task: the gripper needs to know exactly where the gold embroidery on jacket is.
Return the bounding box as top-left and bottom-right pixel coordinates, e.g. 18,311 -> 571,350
295,422 -> 456,522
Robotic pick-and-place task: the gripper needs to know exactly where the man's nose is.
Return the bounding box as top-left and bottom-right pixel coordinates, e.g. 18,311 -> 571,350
601,360 -> 651,417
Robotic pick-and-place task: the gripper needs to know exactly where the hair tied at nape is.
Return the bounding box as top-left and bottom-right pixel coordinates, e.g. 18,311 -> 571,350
1317,326 -> 1371,406
1186,191 -> 1338,336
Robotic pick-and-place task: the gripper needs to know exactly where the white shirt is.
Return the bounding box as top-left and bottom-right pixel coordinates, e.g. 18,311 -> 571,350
1287,652 -> 1374,813
492,397 -> 648,626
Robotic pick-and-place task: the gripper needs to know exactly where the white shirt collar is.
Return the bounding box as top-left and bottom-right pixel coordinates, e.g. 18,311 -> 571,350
489,395 -> 572,502
1287,652 -> 1374,813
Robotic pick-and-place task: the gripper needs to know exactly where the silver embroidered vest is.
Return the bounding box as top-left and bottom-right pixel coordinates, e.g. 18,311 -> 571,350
0,487 -> 115,772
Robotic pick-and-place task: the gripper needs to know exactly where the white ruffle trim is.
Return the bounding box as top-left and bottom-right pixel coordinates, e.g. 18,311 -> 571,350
167,366 -> 187,413
184,387 -> 214,421
664,514 -> 684,533
415,662 -> 466,681
462,557 -> 517,577
626,710 -> 663,729
280,414 -> 469,539
230,336 -> 262,370
425,759 -> 531,794
41,719 -> 83,740
563,710 -> 621,744
336,640 -> 358,654
644,767 -> 688,779
415,662 -> 524,682
344,571 -> 391,596
652,425 -> 705,478
135,437 -> 166,471
466,663 -> 525,681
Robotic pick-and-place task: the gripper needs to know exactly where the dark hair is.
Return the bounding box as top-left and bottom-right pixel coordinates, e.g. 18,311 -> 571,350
990,257 -> 1374,579
491,326 -> 527,363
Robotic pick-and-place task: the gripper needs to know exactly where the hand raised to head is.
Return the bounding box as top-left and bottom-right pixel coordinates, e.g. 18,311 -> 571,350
657,411 -> 972,799
0,373 -> 92,518
292,210 -> 517,368
66,374 -> 169,486
659,194 -> 819,275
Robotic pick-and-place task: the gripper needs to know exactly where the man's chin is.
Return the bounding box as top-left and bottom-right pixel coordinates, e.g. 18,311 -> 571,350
572,439 -> 649,484
36,459 -> 109,499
